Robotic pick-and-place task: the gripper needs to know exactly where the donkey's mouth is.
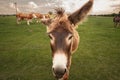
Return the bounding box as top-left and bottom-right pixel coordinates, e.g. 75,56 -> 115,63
53,68 -> 69,79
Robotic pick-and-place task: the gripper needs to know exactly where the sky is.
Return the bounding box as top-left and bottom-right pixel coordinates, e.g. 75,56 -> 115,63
0,0 -> 120,15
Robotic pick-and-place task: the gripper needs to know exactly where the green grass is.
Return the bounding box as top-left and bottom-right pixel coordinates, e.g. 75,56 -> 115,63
0,16 -> 120,80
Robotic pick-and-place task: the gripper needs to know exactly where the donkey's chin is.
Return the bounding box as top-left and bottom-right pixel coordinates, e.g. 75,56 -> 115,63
53,68 -> 69,80
55,74 -> 64,79
52,72 -> 63,79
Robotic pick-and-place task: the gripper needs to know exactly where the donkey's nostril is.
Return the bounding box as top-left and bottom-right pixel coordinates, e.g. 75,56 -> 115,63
52,67 -> 66,78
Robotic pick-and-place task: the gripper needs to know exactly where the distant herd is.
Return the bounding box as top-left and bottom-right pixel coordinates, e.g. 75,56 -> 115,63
15,12 -> 120,28
15,2 -> 120,27
16,12 -> 50,25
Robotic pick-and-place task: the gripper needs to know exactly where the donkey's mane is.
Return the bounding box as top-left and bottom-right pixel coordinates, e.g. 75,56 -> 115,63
55,8 -> 65,16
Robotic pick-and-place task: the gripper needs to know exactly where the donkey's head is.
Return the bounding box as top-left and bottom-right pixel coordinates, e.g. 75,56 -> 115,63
42,0 -> 93,79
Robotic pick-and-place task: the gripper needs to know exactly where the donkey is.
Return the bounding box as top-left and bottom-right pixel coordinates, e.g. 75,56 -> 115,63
42,0 -> 93,80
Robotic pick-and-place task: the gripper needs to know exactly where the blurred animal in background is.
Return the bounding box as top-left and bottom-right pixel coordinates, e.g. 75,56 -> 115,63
16,13 -> 33,25
113,12 -> 120,28
32,13 -> 50,23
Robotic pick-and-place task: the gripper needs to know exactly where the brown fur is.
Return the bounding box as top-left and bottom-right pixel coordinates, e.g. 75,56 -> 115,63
48,14 -> 79,53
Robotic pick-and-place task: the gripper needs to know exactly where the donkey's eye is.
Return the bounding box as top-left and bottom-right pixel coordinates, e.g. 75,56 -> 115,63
68,35 -> 73,40
48,34 -> 55,44
48,34 -> 53,40
49,35 -> 52,39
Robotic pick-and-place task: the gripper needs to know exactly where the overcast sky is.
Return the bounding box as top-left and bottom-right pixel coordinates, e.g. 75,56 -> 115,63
0,0 -> 120,15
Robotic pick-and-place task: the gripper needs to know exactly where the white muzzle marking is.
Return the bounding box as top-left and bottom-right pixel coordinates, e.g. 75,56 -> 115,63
52,52 -> 67,69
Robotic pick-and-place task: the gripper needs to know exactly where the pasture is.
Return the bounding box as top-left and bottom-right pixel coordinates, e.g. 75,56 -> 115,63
0,16 -> 120,80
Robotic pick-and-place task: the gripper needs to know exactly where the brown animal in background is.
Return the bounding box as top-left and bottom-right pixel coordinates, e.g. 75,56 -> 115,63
32,13 -> 50,23
41,0 -> 93,80
32,13 -> 44,23
44,14 -> 50,19
15,3 -> 33,25
16,13 -> 33,25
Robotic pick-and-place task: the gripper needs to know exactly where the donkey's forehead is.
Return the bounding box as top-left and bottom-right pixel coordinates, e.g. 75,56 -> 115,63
52,14 -> 69,26
50,27 -> 72,36
47,14 -> 74,33
54,14 -> 68,21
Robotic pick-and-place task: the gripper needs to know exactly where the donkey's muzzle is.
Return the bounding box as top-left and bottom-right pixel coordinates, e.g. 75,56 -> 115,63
53,67 -> 66,78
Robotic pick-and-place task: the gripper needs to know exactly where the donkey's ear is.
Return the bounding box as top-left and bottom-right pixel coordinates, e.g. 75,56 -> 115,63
41,19 -> 52,26
68,0 -> 93,25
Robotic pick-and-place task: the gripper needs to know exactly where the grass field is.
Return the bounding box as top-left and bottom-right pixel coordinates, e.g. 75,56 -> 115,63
0,16 -> 120,80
